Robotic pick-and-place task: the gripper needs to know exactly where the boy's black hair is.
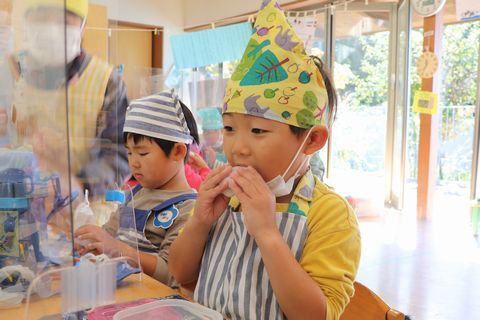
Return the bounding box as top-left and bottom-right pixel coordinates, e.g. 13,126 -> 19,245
123,100 -> 199,163
289,55 -> 338,137
181,101 -> 200,146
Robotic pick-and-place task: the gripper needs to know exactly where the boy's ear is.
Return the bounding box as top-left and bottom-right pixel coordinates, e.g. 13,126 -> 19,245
303,126 -> 329,155
171,143 -> 188,161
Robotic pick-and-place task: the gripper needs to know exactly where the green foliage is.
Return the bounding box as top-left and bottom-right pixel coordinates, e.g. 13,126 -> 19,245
217,21 -> 480,184
442,22 -> 480,107
331,21 -> 479,184
408,22 -> 480,183
335,22 -> 479,109
335,32 -> 390,106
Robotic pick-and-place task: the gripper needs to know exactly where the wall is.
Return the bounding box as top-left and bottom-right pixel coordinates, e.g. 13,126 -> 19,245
183,0 -> 292,28
83,4 -> 109,61
89,0 -> 184,73
88,0 -> 293,70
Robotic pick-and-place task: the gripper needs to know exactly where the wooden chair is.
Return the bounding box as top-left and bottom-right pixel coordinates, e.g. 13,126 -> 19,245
339,282 -> 407,320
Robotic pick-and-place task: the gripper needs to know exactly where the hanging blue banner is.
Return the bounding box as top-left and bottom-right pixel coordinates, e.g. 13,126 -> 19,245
170,22 -> 253,69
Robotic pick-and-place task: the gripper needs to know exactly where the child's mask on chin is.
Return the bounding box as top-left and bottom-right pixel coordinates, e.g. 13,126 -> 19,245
223,128 -> 313,198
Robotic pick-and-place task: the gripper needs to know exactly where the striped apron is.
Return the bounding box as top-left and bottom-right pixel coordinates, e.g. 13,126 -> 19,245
194,172 -> 316,319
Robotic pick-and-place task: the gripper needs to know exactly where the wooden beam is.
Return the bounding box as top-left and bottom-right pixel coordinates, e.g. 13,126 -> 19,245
152,30 -> 163,69
417,11 -> 444,219
184,0 -> 328,32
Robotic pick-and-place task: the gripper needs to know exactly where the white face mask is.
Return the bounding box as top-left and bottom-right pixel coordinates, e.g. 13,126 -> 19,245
265,128 -> 313,197
25,23 -> 82,66
223,128 -> 313,198
0,25 -> 13,59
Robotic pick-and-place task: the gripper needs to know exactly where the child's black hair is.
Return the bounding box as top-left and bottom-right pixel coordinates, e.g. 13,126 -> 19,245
123,100 -> 199,163
181,100 -> 200,146
289,55 -> 338,137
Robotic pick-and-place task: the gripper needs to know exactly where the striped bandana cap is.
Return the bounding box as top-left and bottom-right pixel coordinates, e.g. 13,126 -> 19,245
124,90 -> 193,144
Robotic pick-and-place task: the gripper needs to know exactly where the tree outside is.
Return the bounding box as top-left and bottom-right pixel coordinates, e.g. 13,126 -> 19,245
173,19 -> 479,191
407,21 -> 479,188
329,20 -> 479,190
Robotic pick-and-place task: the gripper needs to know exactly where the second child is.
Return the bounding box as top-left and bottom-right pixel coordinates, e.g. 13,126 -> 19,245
75,90 -> 197,286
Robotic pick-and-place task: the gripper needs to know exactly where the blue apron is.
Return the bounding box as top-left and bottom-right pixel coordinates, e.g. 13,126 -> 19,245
117,185 -> 197,252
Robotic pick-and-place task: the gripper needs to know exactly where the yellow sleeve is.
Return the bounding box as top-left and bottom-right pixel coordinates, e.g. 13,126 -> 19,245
178,206 -> 195,235
300,188 -> 361,320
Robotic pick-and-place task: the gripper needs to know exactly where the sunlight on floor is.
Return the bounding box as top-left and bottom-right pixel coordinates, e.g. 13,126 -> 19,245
355,185 -> 480,320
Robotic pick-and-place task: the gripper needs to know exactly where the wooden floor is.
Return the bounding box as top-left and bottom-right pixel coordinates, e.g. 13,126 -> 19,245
356,189 -> 480,320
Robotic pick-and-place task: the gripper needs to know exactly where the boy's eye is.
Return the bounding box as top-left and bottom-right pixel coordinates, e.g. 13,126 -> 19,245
224,126 -> 233,132
139,153 -> 149,156
251,128 -> 267,134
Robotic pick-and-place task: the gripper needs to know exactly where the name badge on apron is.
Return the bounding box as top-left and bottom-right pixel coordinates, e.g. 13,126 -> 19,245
153,205 -> 179,229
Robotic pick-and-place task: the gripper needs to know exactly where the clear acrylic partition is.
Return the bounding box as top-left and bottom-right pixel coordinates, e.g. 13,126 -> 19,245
107,17 -> 166,101
329,6 -> 393,215
118,66 -> 167,101
170,63 -> 229,168
0,0 -> 140,317
23,257 -> 133,320
0,0 -> 74,313
16,192 -> 140,320
173,64 -> 228,112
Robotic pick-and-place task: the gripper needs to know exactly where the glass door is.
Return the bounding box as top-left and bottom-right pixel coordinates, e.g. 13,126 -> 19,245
328,2 -> 396,215
436,20 -> 480,204
471,38 -> 480,200
389,0 -> 411,210
308,10 -> 330,180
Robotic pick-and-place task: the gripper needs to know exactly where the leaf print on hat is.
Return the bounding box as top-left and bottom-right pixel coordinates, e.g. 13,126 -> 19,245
296,109 -> 316,128
240,50 -> 289,86
231,39 -> 262,81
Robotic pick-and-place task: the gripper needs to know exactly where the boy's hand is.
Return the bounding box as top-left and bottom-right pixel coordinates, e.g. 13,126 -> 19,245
193,165 -> 231,231
229,166 -> 276,240
74,224 -> 130,257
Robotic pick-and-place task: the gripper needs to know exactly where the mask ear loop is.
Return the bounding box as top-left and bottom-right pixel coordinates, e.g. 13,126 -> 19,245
80,18 -> 87,31
281,127 -> 314,179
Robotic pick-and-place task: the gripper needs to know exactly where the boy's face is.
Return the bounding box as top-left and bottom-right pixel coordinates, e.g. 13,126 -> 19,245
203,129 -> 222,147
222,113 -> 307,182
125,136 -> 178,189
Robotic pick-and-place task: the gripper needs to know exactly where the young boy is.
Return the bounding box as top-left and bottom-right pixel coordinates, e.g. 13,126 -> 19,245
169,1 -> 361,319
75,90 -> 197,286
